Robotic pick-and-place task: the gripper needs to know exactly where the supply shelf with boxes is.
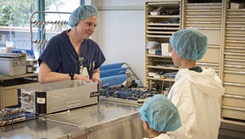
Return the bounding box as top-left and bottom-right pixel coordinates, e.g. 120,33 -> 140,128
145,0 -> 182,96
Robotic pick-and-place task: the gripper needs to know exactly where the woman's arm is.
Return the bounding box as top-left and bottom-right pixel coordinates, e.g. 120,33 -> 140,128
38,62 -> 70,84
91,68 -> 101,84
38,62 -> 92,84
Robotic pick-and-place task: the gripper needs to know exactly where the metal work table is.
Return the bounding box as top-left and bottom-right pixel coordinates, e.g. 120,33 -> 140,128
0,101 -> 146,139
0,73 -> 38,109
0,73 -> 38,81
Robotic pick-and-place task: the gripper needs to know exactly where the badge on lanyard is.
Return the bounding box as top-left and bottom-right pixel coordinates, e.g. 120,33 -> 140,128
79,57 -> 89,77
81,67 -> 89,77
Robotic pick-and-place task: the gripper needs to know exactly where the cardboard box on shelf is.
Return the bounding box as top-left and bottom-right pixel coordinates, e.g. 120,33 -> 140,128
161,43 -> 172,56
148,72 -> 156,77
230,2 -> 245,9
148,49 -> 156,55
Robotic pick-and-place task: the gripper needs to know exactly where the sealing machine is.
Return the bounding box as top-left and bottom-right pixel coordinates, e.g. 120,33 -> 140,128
18,80 -> 99,115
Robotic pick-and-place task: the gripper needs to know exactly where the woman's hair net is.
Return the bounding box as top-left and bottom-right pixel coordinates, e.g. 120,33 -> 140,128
68,5 -> 98,27
140,94 -> 181,133
169,29 -> 208,60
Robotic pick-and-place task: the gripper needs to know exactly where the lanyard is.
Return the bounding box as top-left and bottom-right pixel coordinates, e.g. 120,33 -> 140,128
78,57 -> 84,74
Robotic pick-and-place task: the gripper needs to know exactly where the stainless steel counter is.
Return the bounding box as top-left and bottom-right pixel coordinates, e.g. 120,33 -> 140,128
0,118 -> 80,139
0,73 -> 38,109
0,101 -> 146,139
0,73 -> 38,81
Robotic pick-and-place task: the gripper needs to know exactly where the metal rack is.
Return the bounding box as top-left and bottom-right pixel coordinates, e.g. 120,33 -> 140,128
29,11 -> 71,54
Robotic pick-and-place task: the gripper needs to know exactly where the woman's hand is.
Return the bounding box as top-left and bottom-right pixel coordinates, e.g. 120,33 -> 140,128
91,76 -> 102,84
74,74 -> 93,82
91,68 -> 101,84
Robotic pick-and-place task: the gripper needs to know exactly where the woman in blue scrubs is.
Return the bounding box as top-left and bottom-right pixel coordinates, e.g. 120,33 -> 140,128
38,5 -> 105,84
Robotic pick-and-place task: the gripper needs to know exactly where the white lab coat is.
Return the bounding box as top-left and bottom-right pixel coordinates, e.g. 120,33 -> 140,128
167,67 -> 225,139
143,133 -> 171,139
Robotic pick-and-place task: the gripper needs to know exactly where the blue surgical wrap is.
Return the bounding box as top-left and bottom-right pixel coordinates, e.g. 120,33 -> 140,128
100,68 -> 127,78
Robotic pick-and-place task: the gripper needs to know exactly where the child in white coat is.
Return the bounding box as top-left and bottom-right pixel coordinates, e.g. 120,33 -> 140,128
167,29 -> 225,139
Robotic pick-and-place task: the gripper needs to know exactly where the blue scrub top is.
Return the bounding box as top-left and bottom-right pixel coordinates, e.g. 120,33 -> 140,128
38,30 -> 106,79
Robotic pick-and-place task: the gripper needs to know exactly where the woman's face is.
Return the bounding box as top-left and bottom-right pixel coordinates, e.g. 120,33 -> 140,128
172,49 -> 181,67
75,16 -> 97,39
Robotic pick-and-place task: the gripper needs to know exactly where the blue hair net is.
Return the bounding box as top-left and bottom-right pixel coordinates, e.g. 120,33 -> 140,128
68,5 -> 98,27
170,29 -> 208,60
140,94 -> 181,133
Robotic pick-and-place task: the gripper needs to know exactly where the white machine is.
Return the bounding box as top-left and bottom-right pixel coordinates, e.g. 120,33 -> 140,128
18,80 -> 99,115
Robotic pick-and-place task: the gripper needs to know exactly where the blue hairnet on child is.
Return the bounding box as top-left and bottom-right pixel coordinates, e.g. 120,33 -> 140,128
68,5 -> 98,27
140,94 -> 181,132
170,29 -> 208,60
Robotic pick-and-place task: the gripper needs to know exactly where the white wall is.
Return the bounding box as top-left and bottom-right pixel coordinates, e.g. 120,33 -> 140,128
90,0 -> 146,85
